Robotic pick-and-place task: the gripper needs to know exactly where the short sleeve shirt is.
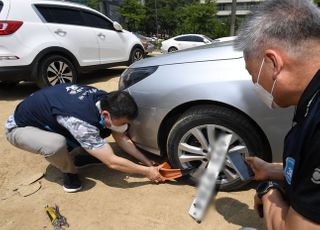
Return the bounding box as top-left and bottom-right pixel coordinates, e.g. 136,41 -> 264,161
56,115 -> 107,150
283,69 -> 320,224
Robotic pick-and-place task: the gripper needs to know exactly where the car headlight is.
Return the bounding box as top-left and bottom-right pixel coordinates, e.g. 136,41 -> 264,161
119,66 -> 158,90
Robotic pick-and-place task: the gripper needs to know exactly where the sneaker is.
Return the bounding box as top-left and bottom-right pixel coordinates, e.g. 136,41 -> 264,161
74,155 -> 103,169
63,173 -> 82,193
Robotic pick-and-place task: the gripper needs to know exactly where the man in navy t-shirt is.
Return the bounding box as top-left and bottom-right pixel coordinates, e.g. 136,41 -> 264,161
235,0 -> 320,228
5,84 -> 165,192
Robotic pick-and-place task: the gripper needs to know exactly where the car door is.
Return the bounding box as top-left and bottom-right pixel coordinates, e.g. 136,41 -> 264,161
174,36 -> 191,50
35,5 -> 100,66
190,36 -> 207,48
81,11 -> 127,64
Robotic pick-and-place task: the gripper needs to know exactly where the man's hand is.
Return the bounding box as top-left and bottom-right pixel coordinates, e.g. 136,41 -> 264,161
246,157 -> 271,181
246,157 -> 284,181
146,166 -> 165,183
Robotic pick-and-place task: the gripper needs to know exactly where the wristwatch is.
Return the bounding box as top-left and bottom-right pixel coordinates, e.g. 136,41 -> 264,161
256,181 -> 284,199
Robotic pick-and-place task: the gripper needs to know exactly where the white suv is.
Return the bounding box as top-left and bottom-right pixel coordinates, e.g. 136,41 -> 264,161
0,0 -> 145,87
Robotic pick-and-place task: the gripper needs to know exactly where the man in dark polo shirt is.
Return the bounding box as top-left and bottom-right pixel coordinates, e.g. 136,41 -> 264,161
235,0 -> 320,228
5,84 -> 165,192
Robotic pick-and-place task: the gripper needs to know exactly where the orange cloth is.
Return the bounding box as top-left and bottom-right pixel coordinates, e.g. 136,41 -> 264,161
158,162 -> 191,181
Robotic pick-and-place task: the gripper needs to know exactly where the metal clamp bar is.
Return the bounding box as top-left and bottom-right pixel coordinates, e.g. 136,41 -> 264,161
188,134 -> 232,223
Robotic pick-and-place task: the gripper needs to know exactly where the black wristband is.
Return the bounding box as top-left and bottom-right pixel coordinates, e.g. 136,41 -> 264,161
256,181 -> 284,199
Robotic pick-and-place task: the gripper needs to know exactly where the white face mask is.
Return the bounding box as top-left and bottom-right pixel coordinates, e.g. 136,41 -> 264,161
254,58 -> 280,109
108,114 -> 128,133
100,115 -> 128,133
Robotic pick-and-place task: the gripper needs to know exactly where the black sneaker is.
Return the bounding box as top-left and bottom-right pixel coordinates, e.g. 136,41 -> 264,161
63,173 -> 82,193
74,155 -> 103,169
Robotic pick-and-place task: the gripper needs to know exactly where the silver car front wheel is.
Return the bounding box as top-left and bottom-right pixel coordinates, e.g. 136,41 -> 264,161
178,124 -> 249,185
167,105 -> 271,191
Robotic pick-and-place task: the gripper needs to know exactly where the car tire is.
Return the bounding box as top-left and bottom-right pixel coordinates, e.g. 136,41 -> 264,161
168,47 -> 178,52
128,47 -> 144,65
167,104 -> 271,191
37,55 -> 77,88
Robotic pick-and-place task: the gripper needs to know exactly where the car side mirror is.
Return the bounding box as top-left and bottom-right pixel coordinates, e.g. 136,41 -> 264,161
204,40 -> 210,44
113,21 -> 123,32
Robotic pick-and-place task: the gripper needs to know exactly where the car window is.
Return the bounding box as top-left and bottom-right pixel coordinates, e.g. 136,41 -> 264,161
36,5 -> 85,26
175,36 -> 188,42
192,36 -> 204,42
81,11 -> 114,30
0,2 -> 3,13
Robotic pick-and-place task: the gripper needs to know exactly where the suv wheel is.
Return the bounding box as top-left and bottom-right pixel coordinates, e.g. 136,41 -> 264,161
167,105 -> 271,191
37,55 -> 77,88
129,47 -> 144,65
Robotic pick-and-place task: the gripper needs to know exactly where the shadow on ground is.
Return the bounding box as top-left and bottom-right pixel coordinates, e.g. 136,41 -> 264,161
0,67 -> 125,101
44,142 -> 176,191
215,197 -> 264,229
79,67 -> 125,85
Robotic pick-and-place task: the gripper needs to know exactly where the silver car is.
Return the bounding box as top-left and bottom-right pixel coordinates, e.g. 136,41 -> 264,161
119,41 -> 293,191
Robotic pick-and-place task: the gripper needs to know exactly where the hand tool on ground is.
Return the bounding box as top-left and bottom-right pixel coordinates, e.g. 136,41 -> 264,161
45,204 -> 69,230
188,133 -> 233,223
158,162 -> 194,181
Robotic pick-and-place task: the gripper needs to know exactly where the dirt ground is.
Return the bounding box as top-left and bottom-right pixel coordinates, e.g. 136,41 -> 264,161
0,68 -> 264,230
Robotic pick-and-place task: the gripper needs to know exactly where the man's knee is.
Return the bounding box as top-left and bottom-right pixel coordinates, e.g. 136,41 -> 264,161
41,135 -> 68,157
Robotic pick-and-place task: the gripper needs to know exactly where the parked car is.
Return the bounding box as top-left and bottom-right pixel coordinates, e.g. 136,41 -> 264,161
119,39 -> 294,191
0,0 -> 144,87
134,33 -> 155,55
213,36 -> 237,43
160,34 -> 213,53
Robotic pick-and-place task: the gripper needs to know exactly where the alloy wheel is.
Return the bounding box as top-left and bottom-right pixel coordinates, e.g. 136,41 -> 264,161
47,61 -> 73,86
133,50 -> 143,62
177,124 -> 249,185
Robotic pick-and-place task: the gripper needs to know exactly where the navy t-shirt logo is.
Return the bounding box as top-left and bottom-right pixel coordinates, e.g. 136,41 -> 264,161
311,168 -> 320,184
284,157 -> 295,185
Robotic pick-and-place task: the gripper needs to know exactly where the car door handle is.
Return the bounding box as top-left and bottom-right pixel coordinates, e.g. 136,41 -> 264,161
98,33 -> 105,39
54,29 -> 67,37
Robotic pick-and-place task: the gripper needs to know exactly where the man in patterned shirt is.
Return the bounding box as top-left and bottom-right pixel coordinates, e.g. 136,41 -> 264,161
5,84 -> 165,192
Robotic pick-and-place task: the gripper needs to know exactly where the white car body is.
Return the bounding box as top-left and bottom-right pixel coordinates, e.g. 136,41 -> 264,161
160,34 -> 212,53
0,0 -> 144,86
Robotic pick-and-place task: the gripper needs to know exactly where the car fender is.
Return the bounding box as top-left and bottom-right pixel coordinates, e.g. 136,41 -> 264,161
30,46 -> 80,81
128,58 -> 293,161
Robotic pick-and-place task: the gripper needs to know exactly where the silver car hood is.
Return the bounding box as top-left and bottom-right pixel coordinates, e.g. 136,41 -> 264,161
131,43 -> 243,68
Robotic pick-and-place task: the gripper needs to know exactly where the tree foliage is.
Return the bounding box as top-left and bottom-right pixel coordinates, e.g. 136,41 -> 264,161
119,0 -> 227,39
176,2 -> 228,38
119,0 -> 146,31
73,0 -> 101,10
314,0 -> 320,6
143,0 -> 193,36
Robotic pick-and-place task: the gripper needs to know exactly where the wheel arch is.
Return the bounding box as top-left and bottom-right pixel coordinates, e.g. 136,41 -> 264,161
168,46 -> 178,52
157,100 -> 272,161
30,47 -> 80,81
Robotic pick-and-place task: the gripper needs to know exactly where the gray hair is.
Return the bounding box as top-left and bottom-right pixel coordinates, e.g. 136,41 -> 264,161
235,0 -> 320,58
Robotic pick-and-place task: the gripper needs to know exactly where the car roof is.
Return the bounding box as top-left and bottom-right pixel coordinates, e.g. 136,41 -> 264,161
174,34 -> 205,38
26,0 -> 93,11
